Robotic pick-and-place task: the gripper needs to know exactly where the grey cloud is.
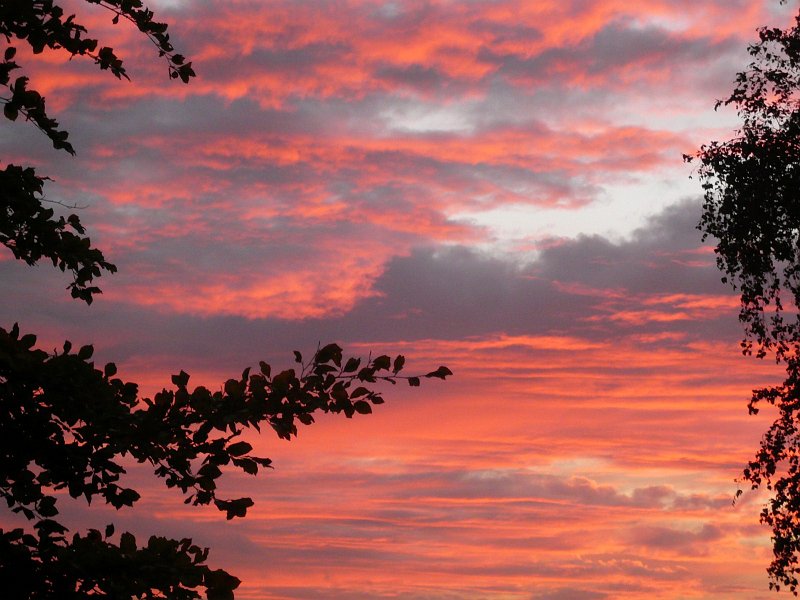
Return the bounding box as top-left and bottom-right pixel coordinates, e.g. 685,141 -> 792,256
482,20 -> 738,86
333,198 -> 736,342
237,42 -> 351,72
0,197 -> 741,374
374,63 -> 457,94
628,523 -> 724,555
468,21 -> 543,45
535,200 -> 722,295
218,462 -> 727,517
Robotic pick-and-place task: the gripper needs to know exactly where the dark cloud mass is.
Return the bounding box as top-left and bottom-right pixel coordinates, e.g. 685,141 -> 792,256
0,196 -> 738,371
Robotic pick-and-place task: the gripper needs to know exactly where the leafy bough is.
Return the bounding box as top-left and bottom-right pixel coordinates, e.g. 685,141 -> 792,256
0,325 -> 451,598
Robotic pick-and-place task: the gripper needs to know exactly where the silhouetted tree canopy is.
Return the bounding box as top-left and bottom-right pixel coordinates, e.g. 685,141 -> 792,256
0,2 -> 451,598
0,324 -> 448,598
1,0 -> 195,302
689,7 -> 800,595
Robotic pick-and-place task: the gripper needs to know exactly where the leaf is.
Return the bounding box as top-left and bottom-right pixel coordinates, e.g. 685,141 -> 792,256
207,589 -> 235,600
117,488 -> 141,507
293,350 -> 302,363
4,47 -> 15,61
105,523 -> 115,538
171,370 -> 189,387
198,463 -> 222,479
259,360 -> 271,378
224,379 -> 242,397
206,569 -> 241,599
233,458 -> 258,475
425,366 -> 453,380
37,496 -> 58,517
353,400 -> 372,414
272,369 -> 295,391
408,377 -> 420,386
392,355 -> 405,373
77,344 -> 93,360
357,367 -> 376,382
214,497 -> 254,520
330,381 -> 348,402
120,532 -> 137,554
178,63 -> 195,83
372,355 -> 391,370
87,529 -> 102,543
34,519 -> 66,536
227,441 -> 252,457
68,479 -> 82,498
316,343 -> 343,366
343,357 -> 361,372
3,102 -> 17,121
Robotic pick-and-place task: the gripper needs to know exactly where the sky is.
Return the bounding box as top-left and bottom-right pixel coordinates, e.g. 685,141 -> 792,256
2,0 -> 799,598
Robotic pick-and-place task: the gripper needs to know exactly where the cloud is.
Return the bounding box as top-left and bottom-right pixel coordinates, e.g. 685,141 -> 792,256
628,523 -> 724,555
4,0 -> 782,326
482,18 -> 739,90
3,2 -> 795,597
0,196 -> 744,380
2,26 -> 710,324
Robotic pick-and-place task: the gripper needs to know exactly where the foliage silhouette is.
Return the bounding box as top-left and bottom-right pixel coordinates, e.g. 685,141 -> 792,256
0,2 -> 451,598
688,4 -> 800,594
1,0 -> 196,302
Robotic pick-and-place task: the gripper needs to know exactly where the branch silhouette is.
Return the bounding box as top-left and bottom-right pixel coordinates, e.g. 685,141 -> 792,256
689,7 -> 800,594
0,2 -> 450,598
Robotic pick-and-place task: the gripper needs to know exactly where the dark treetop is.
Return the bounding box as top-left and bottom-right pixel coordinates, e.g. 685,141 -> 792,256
689,6 -> 800,595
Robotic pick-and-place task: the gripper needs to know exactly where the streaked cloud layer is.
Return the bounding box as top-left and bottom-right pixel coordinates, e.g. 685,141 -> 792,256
2,0 -> 796,598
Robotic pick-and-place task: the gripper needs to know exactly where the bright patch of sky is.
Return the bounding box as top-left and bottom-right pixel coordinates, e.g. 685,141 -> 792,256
380,101 -> 477,134
455,167 -> 702,255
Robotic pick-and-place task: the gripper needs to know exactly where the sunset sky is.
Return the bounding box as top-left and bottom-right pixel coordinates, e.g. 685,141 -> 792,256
3,0 -> 799,598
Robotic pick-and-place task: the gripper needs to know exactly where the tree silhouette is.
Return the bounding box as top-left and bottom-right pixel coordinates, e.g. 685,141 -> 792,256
688,5 -> 800,595
0,2 -> 451,598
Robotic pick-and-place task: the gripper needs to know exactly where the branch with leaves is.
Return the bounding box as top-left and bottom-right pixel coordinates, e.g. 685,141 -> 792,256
0,2 -> 452,598
1,0 -> 196,297
0,324 -> 451,599
689,8 -> 800,594
0,164 -> 116,302
0,0 -> 195,152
